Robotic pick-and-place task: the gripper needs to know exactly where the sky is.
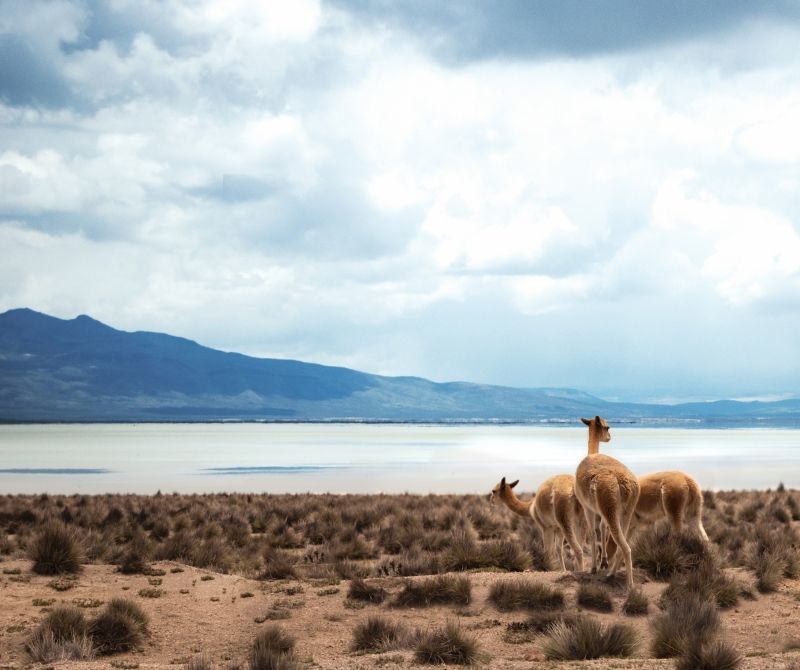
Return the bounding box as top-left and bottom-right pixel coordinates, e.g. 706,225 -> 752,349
2,1 -> 800,402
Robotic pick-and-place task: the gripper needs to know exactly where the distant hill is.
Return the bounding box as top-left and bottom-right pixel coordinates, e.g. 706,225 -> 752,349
1,308 -> 799,425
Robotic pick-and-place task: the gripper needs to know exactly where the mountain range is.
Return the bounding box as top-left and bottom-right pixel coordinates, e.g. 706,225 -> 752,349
1,308 -> 798,425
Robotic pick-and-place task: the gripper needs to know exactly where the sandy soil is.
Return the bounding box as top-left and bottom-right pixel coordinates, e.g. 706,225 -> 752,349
2,559 -> 800,670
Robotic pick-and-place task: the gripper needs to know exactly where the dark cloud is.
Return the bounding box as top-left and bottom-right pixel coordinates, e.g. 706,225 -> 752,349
331,0 -> 800,63
0,36 -> 74,108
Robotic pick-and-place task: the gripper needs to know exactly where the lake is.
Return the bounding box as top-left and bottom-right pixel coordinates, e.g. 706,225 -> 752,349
0,423 -> 798,494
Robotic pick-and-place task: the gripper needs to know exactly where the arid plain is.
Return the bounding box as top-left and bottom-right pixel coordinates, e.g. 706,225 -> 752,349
1,486 -> 800,670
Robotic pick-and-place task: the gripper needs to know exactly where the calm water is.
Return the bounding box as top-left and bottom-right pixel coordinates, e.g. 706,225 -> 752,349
0,423 -> 798,494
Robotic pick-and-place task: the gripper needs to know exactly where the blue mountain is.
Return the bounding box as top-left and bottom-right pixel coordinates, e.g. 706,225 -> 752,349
1,308 -> 798,424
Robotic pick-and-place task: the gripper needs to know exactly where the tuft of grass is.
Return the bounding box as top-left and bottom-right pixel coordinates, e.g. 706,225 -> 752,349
633,523 -> 711,581
138,587 -> 164,598
488,578 -> 564,612
660,559 -> 739,609
651,594 -> 720,658
348,578 -> 387,603
26,629 -> 95,662
414,622 -> 481,665
90,599 -> 148,655
621,588 -> 649,616
540,616 -> 638,660
351,616 -> 409,653
442,530 -> 530,572
26,605 -> 93,661
249,626 -> 298,670
260,549 -> 298,581
28,522 -> 82,575
187,655 -> 214,670
675,639 -> 742,670
576,583 -> 613,612
393,575 -> 471,607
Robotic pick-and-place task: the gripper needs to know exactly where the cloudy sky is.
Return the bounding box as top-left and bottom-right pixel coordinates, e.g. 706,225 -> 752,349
2,0 -> 800,402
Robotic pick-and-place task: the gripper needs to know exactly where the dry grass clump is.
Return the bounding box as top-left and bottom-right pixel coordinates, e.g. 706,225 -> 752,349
621,587 -> 649,616
393,575 -> 471,607
260,548 -> 298,581
650,594 -> 720,658
632,522 -> 711,581
675,639 -> 742,670
488,577 -> 564,612
347,578 -> 387,603
186,655 -> 214,670
749,527 -> 800,593
90,598 -> 149,655
28,522 -> 82,575
540,616 -> 638,660
249,626 -> 298,670
660,557 -> 739,609
442,529 -> 530,572
26,606 -> 93,662
576,583 -> 613,612
414,622 -> 481,665
351,616 -> 409,652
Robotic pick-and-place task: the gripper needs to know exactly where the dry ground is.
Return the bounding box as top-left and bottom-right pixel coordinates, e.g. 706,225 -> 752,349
2,558 -> 800,669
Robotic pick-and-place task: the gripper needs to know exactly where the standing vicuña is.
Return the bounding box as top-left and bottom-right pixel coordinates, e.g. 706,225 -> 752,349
605,470 -> 709,564
575,416 -> 640,590
489,475 -> 585,571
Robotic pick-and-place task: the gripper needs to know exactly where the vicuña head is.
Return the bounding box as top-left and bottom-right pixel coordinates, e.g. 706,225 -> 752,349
581,415 -> 611,449
489,476 -> 520,505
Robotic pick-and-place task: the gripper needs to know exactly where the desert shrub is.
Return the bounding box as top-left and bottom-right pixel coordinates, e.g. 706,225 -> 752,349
249,625 -> 298,670
675,639 -> 742,670
351,616 -> 409,652
28,522 -> 82,575
187,655 -> 214,670
517,523 -> 552,571
750,527 -> 800,592
334,559 -> 369,580
191,537 -> 232,572
414,622 -> 480,665
540,616 -> 638,660
621,587 -> 649,616
90,598 -> 148,654
651,594 -> 720,658
252,626 -> 295,656
660,558 -> 739,609
488,577 -> 564,612
376,549 -> 441,577
633,523 -> 711,581
26,605 -> 93,661
105,598 -> 149,632
35,605 -> 88,640
156,529 -> 193,561
260,548 -> 297,580
576,583 -> 613,612
394,575 -> 471,607
117,529 -> 151,574
348,578 -> 387,603
26,629 -> 94,662
442,529 -> 530,572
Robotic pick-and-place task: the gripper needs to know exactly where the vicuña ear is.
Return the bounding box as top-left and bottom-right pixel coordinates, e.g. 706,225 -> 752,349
594,415 -> 602,425
509,479 -> 519,489
500,476 -> 506,488
581,418 -> 592,426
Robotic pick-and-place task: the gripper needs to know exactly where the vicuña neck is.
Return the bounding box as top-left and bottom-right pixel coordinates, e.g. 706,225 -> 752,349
587,438 -> 600,455
502,491 -> 532,517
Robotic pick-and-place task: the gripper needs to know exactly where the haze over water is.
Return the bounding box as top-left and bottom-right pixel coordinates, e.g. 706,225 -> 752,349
0,423 -> 797,495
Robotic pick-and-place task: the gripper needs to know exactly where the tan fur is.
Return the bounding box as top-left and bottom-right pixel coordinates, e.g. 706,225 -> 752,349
490,475 -> 585,571
575,416 -> 640,590
605,470 -> 709,563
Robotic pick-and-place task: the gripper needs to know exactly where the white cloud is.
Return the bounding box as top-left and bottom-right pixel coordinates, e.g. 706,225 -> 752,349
3,2 -> 800,397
